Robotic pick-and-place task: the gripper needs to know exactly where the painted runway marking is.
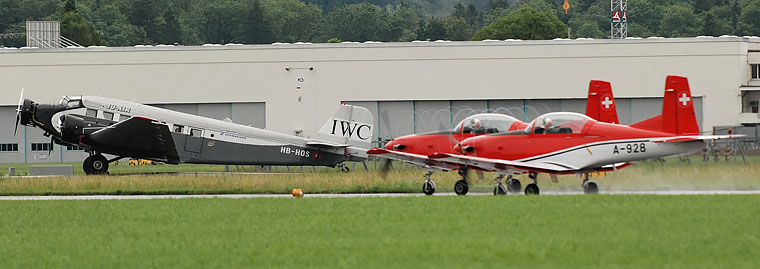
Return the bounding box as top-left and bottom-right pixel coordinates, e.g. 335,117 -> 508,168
2,190 -> 760,200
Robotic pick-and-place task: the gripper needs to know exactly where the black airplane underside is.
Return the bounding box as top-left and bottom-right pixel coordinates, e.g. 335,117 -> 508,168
172,134 -> 354,166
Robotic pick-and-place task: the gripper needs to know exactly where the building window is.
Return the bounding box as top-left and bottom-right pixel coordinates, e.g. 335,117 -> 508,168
0,143 -> 19,152
66,145 -> 84,151
30,143 -> 54,152
752,64 -> 760,79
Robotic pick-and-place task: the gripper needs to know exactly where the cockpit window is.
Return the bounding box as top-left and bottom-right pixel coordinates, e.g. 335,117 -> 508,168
455,114 -> 520,134
59,96 -> 83,109
528,112 -> 593,134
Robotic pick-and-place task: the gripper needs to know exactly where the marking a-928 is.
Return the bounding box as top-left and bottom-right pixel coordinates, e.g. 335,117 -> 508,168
613,143 -> 646,154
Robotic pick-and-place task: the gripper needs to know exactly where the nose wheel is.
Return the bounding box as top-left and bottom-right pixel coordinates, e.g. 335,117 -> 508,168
83,154 -> 109,175
493,175 -> 507,195
422,171 -> 436,195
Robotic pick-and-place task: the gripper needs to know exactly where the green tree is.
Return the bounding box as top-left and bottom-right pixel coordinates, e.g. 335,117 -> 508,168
701,5 -> 735,36
738,0 -> 760,35
658,4 -> 703,37
323,3 -> 386,42
264,0 -> 322,42
92,4 -> 146,46
242,0 -> 274,44
419,17 -> 447,40
60,0 -> 107,46
188,0 -> 245,44
444,16 -> 470,40
471,7 -> 567,40
628,0 -> 664,36
384,5 -> 421,41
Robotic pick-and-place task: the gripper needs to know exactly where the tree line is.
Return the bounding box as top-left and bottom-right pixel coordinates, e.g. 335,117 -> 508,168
2,0 -> 760,47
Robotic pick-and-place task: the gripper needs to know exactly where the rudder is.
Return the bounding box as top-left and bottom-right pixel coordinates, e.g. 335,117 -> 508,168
585,80 -> 619,124
314,104 -> 374,149
631,75 -> 700,135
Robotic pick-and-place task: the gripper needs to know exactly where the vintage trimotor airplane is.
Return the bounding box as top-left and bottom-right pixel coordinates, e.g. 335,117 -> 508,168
15,93 -> 374,175
369,80 -> 621,195
409,75 -> 741,195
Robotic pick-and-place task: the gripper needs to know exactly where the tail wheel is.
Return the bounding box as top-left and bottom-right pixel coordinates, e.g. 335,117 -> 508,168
454,180 -> 469,195
524,183 -> 540,195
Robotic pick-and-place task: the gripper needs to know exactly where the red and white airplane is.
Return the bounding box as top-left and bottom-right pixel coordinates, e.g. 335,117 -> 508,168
418,76 -> 741,195
369,80 -> 621,195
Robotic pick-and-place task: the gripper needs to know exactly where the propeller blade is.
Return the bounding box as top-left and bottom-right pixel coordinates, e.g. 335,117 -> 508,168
378,159 -> 392,179
14,88 -> 24,136
476,170 -> 485,180
48,137 -> 54,154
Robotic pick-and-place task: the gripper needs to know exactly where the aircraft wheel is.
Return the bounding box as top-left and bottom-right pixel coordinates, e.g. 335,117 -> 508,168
507,179 -> 522,194
341,166 -> 350,172
524,183 -> 540,195
493,184 -> 507,195
583,182 -> 599,194
454,180 -> 469,196
84,155 -> 109,175
422,181 -> 436,195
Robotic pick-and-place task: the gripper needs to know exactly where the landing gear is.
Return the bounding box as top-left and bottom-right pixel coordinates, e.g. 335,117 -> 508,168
422,171 -> 436,195
524,172 -> 540,195
454,180 -> 469,195
83,154 -> 109,175
525,183 -> 540,195
506,176 -> 521,194
582,173 -> 599,194
493,175 -> 507,195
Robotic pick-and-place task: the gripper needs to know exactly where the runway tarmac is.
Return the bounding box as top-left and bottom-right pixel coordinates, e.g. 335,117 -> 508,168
1,190 -> 760,200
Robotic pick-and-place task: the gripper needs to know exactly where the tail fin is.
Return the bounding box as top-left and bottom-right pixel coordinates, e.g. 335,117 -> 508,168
585,80 -> 619,124
631,75 -> 700,135
314,104 -> 374,149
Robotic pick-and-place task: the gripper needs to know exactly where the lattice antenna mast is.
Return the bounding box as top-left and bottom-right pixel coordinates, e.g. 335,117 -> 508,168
610,0 -> 628,39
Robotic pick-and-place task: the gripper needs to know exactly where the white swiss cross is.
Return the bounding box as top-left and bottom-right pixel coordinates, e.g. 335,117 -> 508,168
678,92 -> 691,107
601,96 -> 614,109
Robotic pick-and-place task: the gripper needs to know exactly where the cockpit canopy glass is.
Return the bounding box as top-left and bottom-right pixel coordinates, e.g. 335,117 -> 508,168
527,112 -> 594,134
59,96 -> 84,109
455,114 -> 520,134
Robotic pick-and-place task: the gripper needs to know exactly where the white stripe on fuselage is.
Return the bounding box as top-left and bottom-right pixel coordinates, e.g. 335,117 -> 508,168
515,137 -> 705,171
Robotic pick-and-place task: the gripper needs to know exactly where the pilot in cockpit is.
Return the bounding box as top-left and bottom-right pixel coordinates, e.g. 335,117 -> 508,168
535,117 -> 557,134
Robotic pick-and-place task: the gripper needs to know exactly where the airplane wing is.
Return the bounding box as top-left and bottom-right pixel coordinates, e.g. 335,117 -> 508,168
653,134 -> 746,143
88,117 -> 180,163
427,152 -> 578,174
367,148 -> 461,171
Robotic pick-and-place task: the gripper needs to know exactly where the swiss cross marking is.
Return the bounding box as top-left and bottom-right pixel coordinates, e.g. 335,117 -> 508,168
679,93 -> 691,107
602,97 -> 613,109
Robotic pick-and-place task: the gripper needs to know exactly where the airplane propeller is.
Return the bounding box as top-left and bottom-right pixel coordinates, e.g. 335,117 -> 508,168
378,158 -> 393,179
14,88 -> 24,136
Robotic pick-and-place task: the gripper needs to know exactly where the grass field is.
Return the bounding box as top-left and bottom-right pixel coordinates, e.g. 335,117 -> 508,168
0,156 -> 758,195
1,195 -> 758,267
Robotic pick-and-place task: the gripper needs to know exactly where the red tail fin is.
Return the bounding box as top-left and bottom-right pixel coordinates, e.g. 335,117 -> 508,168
631,75 -> 700,135
585,80 -> 619,124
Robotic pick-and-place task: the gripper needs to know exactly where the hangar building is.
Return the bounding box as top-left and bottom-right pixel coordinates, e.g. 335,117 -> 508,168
1,37 -> 759,163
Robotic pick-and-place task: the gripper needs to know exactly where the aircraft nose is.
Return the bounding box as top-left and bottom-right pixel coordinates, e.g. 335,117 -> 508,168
18,99 -> 34,125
